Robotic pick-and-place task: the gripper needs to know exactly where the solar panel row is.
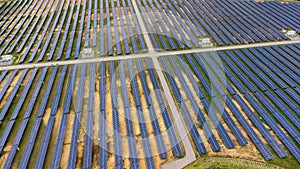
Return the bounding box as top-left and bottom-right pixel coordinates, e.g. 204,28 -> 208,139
146,59 -> 183,157
52,65 -> 77,168
109,61 -> 125,168
83,63 -> 96,169
0,1 -> 15,20
0,0 -> 44,56
0,69 -> 37,158
127,59 -> 156,168
0,0 -> 28,45
136,59 -> 168,159
35,66 -> 68,169
160,57 -> 207,154
68,64 -> 86,168
0,70 -> 28,122
18,66 -> 58,168
2,67 -> 47,169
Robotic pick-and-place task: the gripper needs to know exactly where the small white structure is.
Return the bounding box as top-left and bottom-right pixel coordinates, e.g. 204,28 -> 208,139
0,55 -> 14,65
200,38 -> 213,47
80,48 -> 95,58
286,30 -> 299,39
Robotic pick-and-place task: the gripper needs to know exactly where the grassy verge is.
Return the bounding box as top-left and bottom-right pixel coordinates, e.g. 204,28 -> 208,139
267,155 -> 299,169
185,156 -> 284,169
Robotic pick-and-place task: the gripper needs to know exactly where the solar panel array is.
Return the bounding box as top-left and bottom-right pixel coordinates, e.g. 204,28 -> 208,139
0,58 -> 183,168
1,0 -> 300,168
159,44 -> 300,163
0,0 -> 147,63
0,44 -> 300,167
138,0 -> 300,49
1,0 -> 300,63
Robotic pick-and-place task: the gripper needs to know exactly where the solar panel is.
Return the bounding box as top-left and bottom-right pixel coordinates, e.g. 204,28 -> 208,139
117,60 -> 140,168
160,57 -> 211,153
225,95 -> 274,160
51,65 -> 76,168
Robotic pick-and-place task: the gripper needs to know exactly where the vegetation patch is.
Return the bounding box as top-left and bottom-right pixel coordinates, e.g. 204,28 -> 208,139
185,156 -> 284,169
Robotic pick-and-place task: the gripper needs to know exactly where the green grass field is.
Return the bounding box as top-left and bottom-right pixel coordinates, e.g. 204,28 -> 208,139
185,156 -> 284,169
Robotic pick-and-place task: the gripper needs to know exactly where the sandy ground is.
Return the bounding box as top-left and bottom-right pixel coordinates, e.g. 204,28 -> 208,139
0,72 -> 8,88
92,71 -> 100,169
0,144 -> 12,168
75,66 -> 90,168
60,110 -> 75,168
